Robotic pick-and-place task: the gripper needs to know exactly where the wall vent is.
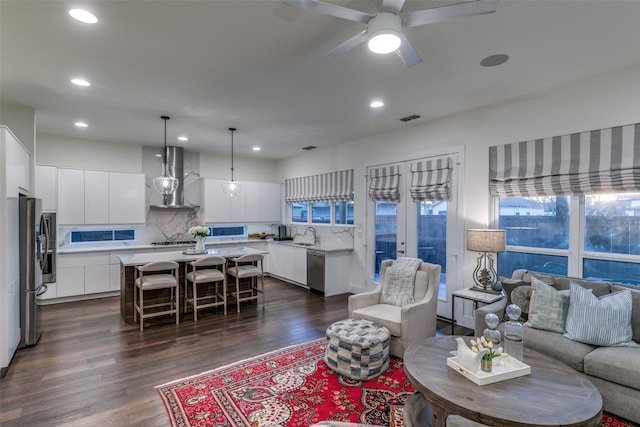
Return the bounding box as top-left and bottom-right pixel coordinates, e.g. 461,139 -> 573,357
302,145 -> 317,151
399,114 -> 421,122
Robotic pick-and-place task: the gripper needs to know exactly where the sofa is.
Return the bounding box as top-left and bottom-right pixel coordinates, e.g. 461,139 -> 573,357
474,269 -> 640,424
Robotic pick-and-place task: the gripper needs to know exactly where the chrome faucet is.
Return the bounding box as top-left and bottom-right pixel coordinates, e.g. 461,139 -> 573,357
305,226 -> 318,244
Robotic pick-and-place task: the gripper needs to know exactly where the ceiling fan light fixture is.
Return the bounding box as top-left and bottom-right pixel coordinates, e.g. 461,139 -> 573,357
367,12 -> 402,54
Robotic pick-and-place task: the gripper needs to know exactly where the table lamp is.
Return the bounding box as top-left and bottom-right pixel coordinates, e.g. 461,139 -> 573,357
466,229 -> 505,293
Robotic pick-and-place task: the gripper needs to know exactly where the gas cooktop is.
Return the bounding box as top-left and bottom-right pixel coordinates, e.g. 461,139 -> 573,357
151,241 -> 196,246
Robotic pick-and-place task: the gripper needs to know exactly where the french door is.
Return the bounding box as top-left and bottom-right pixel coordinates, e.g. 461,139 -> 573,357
369,153 -> 461,318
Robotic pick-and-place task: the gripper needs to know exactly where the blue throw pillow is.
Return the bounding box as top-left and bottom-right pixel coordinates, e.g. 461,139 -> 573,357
526,278 -> 570,333
564,283 -> 638,347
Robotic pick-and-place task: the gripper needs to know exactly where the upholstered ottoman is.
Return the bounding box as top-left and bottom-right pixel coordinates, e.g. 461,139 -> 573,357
324,318 -> 391,381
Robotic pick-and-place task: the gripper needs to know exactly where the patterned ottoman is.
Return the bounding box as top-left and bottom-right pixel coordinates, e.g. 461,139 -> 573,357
324,318 -> 391,381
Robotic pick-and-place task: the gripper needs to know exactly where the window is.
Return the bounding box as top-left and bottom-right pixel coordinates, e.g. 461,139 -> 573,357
335,201 -> 354,225
71,229 -> 135,243
208,225 -> 246,239
497,193 -> 640,286
311,202 -> 331,224
291,203 -> 308,223
290,201 -> 354,226
285,169 -> 354,226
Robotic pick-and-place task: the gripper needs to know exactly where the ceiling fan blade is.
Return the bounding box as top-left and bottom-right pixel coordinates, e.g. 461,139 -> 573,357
401,0 -> 498,28
284,0 -> 373,23
319,30 -> 368,62
395,33 -> 422,67
380,0 -> 406,14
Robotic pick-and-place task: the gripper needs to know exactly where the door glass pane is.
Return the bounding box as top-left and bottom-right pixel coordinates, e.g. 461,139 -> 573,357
417,201 -> 447,299
585,193 -> 640,255
311,202 -> 330,224
374,201 -> 397,281
335,201 -> 354,225
291,203 -> 308,223
499,196 -> 570,249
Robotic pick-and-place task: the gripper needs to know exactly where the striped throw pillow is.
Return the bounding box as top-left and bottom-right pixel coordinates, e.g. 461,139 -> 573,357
564,283 -> 638,347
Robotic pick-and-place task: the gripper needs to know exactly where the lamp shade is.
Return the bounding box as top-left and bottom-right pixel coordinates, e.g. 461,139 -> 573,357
466,229 -> 505,253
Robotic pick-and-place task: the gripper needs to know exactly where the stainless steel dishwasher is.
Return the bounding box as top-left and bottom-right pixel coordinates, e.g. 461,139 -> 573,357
307,249 -> 325,294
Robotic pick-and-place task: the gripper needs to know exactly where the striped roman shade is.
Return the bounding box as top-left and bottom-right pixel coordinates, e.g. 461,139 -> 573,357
285,169 -> 353,203
490,123 -> 640,197
368,165 -> 401,201
410,156 -> 453,201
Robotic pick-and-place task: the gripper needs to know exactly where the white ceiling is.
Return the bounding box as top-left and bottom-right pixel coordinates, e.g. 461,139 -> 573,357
2,1 -> 640,160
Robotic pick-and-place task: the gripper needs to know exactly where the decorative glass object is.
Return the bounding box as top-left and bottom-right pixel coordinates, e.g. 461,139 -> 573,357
483,313 -> 501,347
504,304 -> 524,361
481,358 -> 492,372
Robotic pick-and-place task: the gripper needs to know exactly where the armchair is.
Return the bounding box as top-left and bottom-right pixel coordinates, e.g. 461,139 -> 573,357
348,259 -> 441,358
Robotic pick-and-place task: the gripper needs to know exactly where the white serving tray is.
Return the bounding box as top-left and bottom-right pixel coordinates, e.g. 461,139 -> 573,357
447,356 -> 531,386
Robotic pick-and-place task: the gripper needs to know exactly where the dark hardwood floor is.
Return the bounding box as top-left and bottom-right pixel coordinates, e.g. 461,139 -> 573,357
0,278 -> 468,427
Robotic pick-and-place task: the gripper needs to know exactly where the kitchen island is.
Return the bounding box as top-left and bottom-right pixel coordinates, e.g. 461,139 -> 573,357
118,246 -> 266,323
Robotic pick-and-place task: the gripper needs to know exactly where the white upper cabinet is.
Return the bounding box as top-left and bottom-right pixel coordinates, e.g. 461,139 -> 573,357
57,168 -> 85,225
258,182 -> 281,223
58,168 -> 146,225
35,165 -> 57,212
4,128 -> 30,196
202,179 -> 231,223
202,178 -> 281,224
108,172 -> 145,224
84,170 -> 109,224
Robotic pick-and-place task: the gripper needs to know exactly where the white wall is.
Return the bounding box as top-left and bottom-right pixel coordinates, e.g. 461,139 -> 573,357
278,62 -> 640,301
0,102 -> 35,154
200,152 -> 279,182
36,133 -> 142,172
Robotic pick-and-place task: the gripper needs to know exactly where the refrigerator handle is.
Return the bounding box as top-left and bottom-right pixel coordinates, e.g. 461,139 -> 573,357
39,215 -> 49,271
35,283 -> 48,297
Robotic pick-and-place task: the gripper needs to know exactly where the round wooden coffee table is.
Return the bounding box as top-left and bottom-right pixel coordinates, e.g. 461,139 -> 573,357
404,336 -> 602,427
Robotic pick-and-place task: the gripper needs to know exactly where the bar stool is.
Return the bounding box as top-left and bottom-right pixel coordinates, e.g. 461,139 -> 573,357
134,261 -> 180,331
184,255 -> 227,320
226,254 -> 264,313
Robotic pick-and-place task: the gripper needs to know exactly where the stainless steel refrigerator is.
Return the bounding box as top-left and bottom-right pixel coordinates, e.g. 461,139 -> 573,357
19,197 -> 50,348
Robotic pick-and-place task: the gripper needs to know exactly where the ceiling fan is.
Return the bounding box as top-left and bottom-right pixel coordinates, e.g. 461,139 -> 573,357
284,0 -> 498,67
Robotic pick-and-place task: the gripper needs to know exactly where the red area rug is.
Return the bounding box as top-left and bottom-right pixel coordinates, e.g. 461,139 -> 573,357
157,338 -> 637,427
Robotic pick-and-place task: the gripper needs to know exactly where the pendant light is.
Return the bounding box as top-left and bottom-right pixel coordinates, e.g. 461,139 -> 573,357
221,127 -> 242,197
152,115 -> 179,195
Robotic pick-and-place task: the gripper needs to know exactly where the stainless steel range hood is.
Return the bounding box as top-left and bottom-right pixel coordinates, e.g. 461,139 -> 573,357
150,146 -> 199,209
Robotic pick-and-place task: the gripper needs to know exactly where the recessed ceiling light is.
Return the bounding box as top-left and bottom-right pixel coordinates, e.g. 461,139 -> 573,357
74,122 -> 88,128
370,100 -> 384,108
178,136 -> 188,142
252,146 -> 261,151
69,9 -> 98,24
155,153 -> 163,158
71,78 -> 90,87
480,54 -> 509,67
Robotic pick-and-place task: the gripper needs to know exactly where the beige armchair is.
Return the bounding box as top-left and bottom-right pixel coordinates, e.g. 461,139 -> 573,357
348,259 -> 441,358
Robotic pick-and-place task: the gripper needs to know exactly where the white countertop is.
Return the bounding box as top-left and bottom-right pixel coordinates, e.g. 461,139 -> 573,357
58,239 -> 353,254
118,246 -> 267,266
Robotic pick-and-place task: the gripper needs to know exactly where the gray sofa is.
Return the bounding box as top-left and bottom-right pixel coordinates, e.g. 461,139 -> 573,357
474,270 -> 640,424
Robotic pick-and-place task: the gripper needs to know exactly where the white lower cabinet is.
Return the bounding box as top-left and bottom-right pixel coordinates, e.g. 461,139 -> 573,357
323,251 -> 351,297
266,243 -> 306,285
56,253 -> 111,297
56,265 -> 85,298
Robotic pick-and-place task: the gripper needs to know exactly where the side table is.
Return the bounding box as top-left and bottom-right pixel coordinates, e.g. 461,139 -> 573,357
451,288 -> 503,335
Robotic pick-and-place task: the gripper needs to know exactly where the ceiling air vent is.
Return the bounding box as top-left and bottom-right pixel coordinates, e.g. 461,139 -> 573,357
399,114 -> 421,122
302,145 -> 317,151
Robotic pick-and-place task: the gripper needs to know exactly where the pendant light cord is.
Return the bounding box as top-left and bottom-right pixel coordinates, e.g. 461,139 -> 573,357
229,127 -> 237,181
161,115 -> 170,166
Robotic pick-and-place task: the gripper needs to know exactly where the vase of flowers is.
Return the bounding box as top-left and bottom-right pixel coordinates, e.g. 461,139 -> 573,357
470,336 -> 505,373
189,226 -> 209,253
